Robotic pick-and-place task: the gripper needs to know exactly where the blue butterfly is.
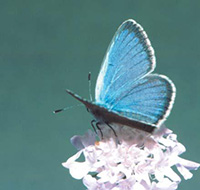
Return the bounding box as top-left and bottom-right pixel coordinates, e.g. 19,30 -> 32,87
58,19 -> 176,134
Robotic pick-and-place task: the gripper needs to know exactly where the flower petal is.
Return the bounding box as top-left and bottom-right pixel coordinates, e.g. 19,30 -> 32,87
172,142 -> 186,155
70,136 -> 85,150
155,178 -> 179,190
178,157 -> 200,170
164,168 -> 181,182
176,164 -> 193,180
62,150 -> 83,168
62,150 -> 91,179
68,162 -> 91,179
83,175 -> 98,190
71,130 -> 96,150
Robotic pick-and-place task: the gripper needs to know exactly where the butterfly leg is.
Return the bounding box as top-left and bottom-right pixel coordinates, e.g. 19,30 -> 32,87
96,122 -> 103,140
105,123 -> 117,138
105,122 -> 121,145
90,120 -> 97,134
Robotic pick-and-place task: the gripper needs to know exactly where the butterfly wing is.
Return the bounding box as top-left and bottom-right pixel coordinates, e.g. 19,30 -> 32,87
111,74 -> 176,126
95,19 -> 175,127
95,19 -> 155,105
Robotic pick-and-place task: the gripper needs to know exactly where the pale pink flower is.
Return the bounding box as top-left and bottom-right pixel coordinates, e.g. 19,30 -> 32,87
62,125 -> 199,190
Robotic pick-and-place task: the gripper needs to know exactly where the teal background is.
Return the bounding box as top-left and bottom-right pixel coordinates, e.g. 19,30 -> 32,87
0,0 -> 199,189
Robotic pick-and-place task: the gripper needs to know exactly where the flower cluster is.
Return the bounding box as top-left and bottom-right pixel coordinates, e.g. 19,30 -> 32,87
62,125 -> 199,190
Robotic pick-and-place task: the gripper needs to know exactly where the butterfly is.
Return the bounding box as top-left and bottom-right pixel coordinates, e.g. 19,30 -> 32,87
56,19 -> 176,134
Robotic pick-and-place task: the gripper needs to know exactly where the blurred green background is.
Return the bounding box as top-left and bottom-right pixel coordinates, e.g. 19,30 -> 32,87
0,0 -> 199,189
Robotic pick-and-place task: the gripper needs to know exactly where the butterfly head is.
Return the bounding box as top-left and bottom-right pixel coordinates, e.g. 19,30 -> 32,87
86,107 -> 91,113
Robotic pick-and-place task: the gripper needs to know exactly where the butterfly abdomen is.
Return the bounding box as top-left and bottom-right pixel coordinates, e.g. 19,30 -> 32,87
87,102 -> 156,133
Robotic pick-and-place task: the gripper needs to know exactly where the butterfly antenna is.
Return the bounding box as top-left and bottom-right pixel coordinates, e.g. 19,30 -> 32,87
88,72 -> 93,101
53,104 -> 83,114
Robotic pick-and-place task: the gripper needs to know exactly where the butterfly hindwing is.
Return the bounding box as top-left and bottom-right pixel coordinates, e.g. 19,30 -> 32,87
111,74 -> 176,126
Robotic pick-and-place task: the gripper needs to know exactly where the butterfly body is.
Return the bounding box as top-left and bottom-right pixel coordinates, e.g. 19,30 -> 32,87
64,19 -> 176,133
66,89 -> 156,133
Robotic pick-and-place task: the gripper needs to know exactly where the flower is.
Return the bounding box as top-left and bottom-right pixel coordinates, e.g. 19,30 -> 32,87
62,125 -> 200,190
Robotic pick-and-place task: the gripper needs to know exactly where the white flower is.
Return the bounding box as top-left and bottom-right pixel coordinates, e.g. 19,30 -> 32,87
62,125 -> 200,190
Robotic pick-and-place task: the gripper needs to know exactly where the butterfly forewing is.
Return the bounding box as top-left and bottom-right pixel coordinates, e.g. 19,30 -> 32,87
95,19 -> 156,105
